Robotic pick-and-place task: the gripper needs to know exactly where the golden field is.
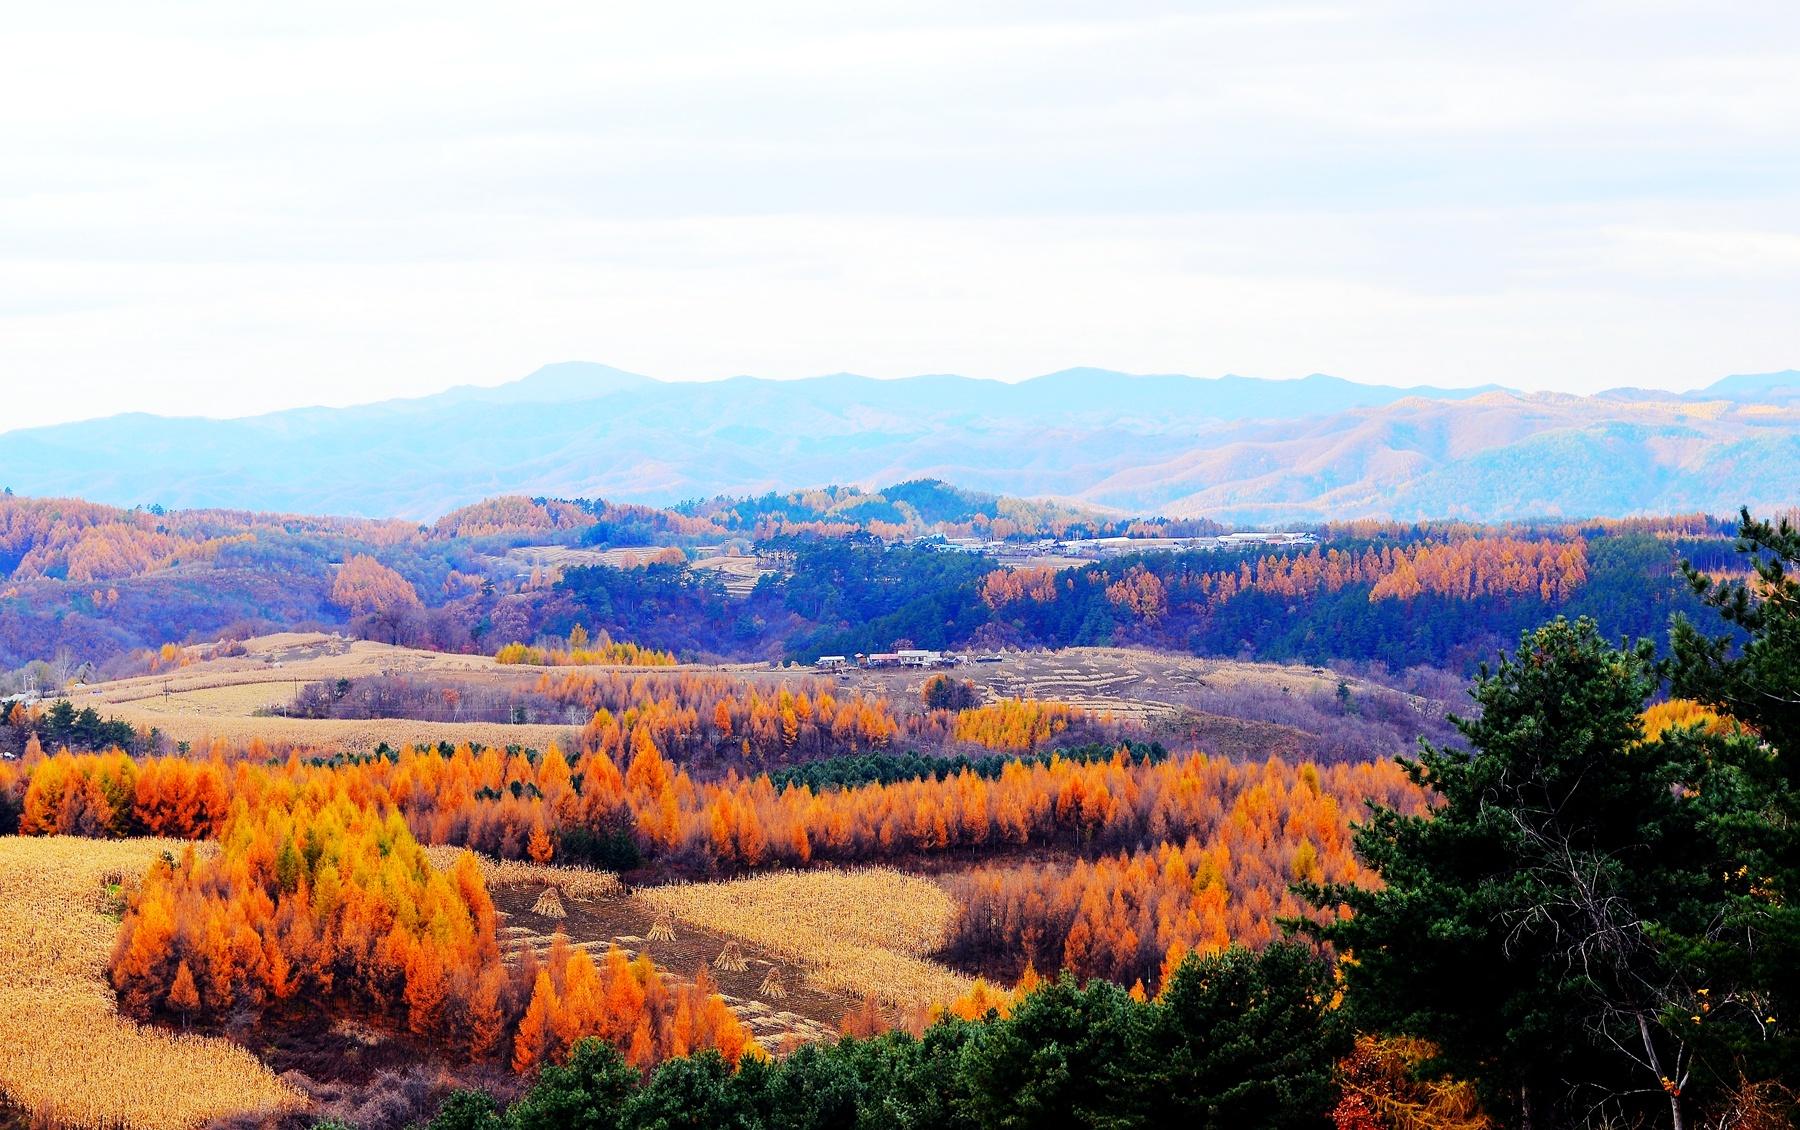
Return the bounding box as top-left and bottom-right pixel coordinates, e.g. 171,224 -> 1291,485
421,844 -> 625,901
640,867 -> 975,1008
68,630 -> 1408,754
78,632 -> 581,751
0,836 -> 304,1130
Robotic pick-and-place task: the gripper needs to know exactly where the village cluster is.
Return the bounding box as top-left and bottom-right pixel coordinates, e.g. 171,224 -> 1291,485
813,649 -> 974,671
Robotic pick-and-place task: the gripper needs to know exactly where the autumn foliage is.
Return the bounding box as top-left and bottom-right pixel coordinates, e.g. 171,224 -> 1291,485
1330,1036 -> 1492,1130
23,739 -> 1416,882
982,535 -> 1590,617
496,639 -> 677,667
21,750 -> 230,838
0,497 -> 256,584
554,672 -> 904,766
329,553 -> 423,619
510,935 -> 754,1074
0,496 -> 418,585
979,565 -> 1062,607
14,670 -> 1421,1028
951,698 -> 1088,752
942,758 -> 1408,988
1639,697 -> 1741,743
108,792 -> 508,1041
430,496 -> 596,540
98,775 -> 757,1075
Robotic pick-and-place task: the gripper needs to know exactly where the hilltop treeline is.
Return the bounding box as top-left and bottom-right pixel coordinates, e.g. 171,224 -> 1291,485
0,482 -> 1114,673
0,487 -> 1734,683
555,522 -> 1723,673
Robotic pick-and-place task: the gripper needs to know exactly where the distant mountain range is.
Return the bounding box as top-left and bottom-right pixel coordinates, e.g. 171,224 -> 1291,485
3,364 -> 1796,522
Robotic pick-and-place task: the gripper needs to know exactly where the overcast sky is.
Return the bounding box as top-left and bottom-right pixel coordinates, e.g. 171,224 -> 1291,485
4,1 -> 1798,428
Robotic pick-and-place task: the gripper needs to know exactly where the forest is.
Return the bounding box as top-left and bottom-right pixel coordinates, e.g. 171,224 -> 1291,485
0,486 -> 1740,686
0,481 -> 1112,673
0,504 -> 1795,1130
437,513 -> 1800,1124
556,521 -> 1732,674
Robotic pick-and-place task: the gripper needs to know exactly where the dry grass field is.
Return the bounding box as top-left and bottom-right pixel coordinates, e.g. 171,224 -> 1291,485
419,846 -> 852,1046
78,633 -> 583,751
75,631 -> 818,752
502,545 -> 672,572
100,708 -> 582,755
0,836 -> 304,1130
837,646 -> 1423,722
689,554 -> 777,597
640,868 -> 975,1008
438,853 -> 971,1043
70,632 -> 1426,759
421,845 -> 625,901
457,860 -> 845,1048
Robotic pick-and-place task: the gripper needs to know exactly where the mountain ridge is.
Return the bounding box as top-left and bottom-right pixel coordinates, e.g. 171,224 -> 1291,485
2,363 -> 1793,522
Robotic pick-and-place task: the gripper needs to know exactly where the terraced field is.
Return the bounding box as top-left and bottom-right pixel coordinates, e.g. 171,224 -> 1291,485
689,554 -> 777,597
432,849 -> 859,1047
68,633 -> 1441,764
479,870 -> 847,1050
839,647 -> 1394,721
641,868 -> 975,1009
501,545 -> 674,573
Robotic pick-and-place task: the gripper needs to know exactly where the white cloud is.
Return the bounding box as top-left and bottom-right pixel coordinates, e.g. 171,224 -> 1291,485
0,0 -> 1796,427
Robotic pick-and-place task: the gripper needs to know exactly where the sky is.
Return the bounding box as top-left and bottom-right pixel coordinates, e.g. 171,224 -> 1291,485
3,0 -> 1798,429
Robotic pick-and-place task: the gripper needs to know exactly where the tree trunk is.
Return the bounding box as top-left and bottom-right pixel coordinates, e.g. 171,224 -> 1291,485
1636,1013 -> 1684,1130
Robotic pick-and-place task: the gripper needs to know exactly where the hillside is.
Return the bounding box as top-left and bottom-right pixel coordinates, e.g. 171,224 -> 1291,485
0,482 -> 1134,672
0,363 -> 1490,519
3,364 -> 1795,521
1096,387 -> 1800,522
0,485 -> 1733,717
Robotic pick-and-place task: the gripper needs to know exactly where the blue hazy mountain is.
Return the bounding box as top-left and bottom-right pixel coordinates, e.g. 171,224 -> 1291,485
0,364 -> 1792,522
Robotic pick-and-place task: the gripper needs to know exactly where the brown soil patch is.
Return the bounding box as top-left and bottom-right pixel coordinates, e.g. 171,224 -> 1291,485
487,884 -> 845,1050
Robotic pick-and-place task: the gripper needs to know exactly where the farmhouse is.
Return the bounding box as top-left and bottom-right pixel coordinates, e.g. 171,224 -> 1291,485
1215,530 -> 1316,549
838,651 -> 960,670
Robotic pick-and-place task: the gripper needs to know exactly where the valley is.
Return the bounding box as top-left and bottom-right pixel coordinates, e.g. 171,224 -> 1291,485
0,483 -> 1787,1130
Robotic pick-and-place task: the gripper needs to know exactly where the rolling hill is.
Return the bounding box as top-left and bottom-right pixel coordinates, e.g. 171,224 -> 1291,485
2,364 -> 1795,521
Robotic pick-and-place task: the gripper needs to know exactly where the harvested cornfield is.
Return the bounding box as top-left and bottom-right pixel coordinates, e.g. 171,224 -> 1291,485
714,941 -> 749,972
483,884 -> 842,1048
0,836 -> 304,1130
532,886 -> 568,918
95,704 -> 579,755
759,967 -> 788,999
421,846 -> 623,901
640,867 -> 974,1008
77,633 -> 581,753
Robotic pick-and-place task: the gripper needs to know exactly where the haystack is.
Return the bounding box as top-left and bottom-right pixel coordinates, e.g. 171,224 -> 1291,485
531,886 -> 567,919
759,966 -> 787,999
713,941 -> 749,972
647,916 -> 676,942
